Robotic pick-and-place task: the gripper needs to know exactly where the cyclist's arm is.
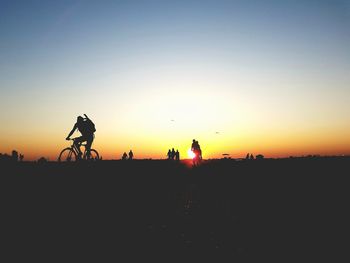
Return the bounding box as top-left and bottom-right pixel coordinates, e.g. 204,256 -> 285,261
66,124 -> 77,139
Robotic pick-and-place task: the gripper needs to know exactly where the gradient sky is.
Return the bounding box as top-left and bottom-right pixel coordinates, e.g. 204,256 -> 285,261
1,0 -> 350,160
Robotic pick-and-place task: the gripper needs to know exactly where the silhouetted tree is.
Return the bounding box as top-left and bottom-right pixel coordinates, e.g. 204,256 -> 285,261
0,153 -> 11,162
37,157 -> 48,164
256,154 -> 264,160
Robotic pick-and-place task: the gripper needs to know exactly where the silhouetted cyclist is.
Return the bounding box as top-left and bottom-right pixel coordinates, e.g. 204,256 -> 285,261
191,139 -> 202,164
66,114 -> 96,159
191,139 -> 199,154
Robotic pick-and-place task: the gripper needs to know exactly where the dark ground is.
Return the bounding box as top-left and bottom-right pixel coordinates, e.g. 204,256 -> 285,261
1,158 -> 349,261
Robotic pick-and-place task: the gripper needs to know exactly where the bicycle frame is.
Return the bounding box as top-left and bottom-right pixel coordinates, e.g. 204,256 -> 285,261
70,139 -> 88,157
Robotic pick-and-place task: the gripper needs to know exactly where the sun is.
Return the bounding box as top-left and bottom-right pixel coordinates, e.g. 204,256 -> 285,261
187,149 -> 195,159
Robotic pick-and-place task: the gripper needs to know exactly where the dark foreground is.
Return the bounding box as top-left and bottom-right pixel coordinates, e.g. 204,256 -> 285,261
1,158 -> 349,261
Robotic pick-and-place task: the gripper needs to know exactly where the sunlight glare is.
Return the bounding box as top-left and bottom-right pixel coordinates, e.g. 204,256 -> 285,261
187,149 -> 195,159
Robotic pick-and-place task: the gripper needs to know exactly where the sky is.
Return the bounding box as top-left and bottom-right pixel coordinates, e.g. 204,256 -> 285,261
1,0 -> 350,160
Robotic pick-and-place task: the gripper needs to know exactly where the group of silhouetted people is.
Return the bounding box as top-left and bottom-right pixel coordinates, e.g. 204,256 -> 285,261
245,153 -> 264,160
122,150 -> 134,160
0,150 -> 24,162
167,148 -> 180,161
245,153 -> 254,160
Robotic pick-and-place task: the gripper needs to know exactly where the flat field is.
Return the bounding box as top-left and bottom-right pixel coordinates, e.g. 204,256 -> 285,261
1,158 -> 348,261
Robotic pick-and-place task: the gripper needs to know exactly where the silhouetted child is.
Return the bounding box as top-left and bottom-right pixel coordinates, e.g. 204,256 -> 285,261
122,152 -> 128,160
128,150 -> 134,160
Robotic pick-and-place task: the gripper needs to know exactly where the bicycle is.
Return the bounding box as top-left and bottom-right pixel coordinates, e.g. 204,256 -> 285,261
58,138 -> 99,162
192,150 -> 202,166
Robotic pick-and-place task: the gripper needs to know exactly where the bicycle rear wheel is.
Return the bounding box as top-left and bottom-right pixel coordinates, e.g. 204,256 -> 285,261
85,149 -> 99,160
58,148 -> 77,162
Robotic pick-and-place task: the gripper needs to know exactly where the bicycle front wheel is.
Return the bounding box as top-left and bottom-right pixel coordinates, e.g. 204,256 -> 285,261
58,148 -> 77,162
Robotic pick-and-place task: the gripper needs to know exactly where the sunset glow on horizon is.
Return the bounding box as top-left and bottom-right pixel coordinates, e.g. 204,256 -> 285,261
1,1 -> 350,161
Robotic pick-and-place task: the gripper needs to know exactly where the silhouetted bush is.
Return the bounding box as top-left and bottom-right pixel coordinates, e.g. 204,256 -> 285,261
11,150 -> 19,162
256,154 -> 264,160
37,157 -> 48,164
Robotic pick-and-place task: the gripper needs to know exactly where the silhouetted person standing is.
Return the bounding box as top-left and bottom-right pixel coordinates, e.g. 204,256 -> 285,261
122,152 -> 128,160
171,148 -> 176,160
250,154 -> 254,160
167,149 -> 172,160
175,150 -> 180,161
19,154 -> 24,162
128,150 -> 134,160
66,114 -> 96,159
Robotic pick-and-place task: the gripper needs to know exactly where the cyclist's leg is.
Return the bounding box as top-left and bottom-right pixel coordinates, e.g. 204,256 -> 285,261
85,134 -> 93,159
74,136 -> 85,158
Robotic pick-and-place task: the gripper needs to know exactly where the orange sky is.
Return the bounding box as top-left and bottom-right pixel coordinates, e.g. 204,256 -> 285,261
1,123 -> 350,161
